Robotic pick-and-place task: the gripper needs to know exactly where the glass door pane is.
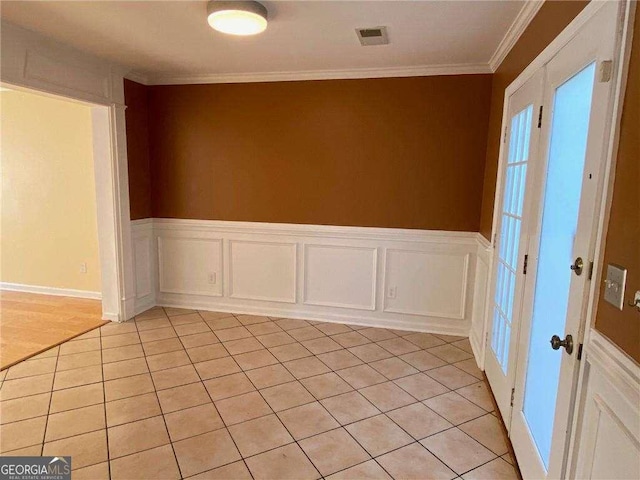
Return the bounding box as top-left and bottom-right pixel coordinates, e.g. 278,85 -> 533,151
491,104 -> 533,373
522,62 -> 596,469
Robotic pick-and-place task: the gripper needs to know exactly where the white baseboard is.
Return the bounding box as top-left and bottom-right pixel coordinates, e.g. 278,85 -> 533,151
0,282 -> 102,300
156,297 -> 468,336
469,331 -> 484,370
132,219 -> 491,338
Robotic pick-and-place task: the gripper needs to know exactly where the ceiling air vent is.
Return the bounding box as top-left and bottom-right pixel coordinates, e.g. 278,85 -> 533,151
356,26 -> 389,46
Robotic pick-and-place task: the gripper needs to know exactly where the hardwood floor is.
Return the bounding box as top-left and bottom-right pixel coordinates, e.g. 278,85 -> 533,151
0,290 -> 107,370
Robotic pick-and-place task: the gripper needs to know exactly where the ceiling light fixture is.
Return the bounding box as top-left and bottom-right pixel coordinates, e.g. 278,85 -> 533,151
207,1 -> 268,36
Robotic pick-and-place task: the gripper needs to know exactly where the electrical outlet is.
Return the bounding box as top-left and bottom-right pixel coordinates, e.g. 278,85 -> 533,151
388,286 -> 397,299
208,273 -> 217,284
80,262 -> 87,274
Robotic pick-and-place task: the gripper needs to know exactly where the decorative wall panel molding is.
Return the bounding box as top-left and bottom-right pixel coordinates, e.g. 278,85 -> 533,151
132,218 -> 490,336
229,240 -> 297,303
469,237 -> 492,368
303,244 -> 377,311
159,237 -> 223,297
383,249 -> 469,319
132,219 -> 155,314
570,330 -> 640,479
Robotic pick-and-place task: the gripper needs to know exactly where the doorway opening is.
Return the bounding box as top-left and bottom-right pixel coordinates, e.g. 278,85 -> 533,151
0,85 -> 114,368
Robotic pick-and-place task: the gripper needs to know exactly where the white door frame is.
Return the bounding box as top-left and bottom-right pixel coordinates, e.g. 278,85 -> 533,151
566,0 -> 637,476
0,21 -> 137,322
484,0 -> 635,473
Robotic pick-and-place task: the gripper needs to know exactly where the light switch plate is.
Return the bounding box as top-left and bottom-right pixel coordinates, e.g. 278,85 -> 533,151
604,264 -> 627,310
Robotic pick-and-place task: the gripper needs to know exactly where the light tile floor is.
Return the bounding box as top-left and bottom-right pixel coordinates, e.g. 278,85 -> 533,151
0,307 -> 519,480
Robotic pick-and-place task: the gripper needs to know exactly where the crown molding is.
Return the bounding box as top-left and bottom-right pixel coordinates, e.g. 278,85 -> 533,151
489,0 -> 545,72
124,70 -> 151,85
124,0 -> 545,87
129,63 -> 492,86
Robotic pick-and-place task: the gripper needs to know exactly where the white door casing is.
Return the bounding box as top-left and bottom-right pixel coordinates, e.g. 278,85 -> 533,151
0,21 -> 136,321
484,2 -> 627,479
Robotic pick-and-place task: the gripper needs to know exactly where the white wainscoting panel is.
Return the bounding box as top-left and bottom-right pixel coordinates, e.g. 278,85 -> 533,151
134,237 -> 152,299
131,219 -> 489,336
229,240 -> 297,303
304,244 -> 377,310
131,219 -> 155,314
384,250 -> 469,319
570,330 -> 640,480
470,239 -> 492,369
159,237 -> 222,297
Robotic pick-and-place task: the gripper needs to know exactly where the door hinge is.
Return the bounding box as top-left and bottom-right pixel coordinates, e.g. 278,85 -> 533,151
510,388 -> 515,407
537,105 -> 543,128
523,254 -> 529,275
503,126 -> 508,143
588,261 -> 594,280
577,343 -> 584,360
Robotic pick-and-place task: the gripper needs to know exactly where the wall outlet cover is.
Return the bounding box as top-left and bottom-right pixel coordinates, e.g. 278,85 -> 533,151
603,263 -> 627,310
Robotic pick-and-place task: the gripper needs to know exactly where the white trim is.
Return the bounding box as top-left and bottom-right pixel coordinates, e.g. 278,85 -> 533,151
129,63 -> 492,86
158,236 -> 224,297
228,239 -> 298,304
483,1 -> 635,476
131,218 -> 153,227
580,0 -> 636,339
1,20 -> 136,323
497,0 -> 609,107
382,250 -> 469,320
151,218 -> 481,245
585,330 -> 640,407
302,244 -> 378,312
569,328 -> 640,479
115,0 -> 550,86
565,21 -> 637,475
489,0 -> 545,71
124,70 -> 150,85
134,219 -> 490,338
156,297 -> 469,335
0,282 -> 102,300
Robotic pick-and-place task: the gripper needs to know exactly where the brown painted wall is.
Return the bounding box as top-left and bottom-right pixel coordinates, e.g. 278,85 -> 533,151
478,0 -> 589,239
595,23 -> 640,363
124,79 -> 152,220
145,75 -> 492,230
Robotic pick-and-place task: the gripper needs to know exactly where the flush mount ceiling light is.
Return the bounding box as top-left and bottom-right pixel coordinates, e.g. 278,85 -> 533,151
207,1 -> 268,36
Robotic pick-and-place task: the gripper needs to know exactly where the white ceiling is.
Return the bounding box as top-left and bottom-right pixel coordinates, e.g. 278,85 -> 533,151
0,1 -> 526,84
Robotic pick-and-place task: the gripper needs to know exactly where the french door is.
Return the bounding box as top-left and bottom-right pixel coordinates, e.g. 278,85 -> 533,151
486,2 -> 621,478
484,69 -> 544,424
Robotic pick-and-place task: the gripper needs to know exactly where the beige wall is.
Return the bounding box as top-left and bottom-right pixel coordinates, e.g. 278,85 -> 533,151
0,89 -> 101,293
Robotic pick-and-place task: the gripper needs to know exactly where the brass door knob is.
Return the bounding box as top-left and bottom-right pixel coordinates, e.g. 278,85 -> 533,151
570,257 -> 584,276
550,334 -> 574,354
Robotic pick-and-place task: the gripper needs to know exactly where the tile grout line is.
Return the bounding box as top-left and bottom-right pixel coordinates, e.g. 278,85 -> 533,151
131,306 -> 185,479
2,326 -> 480,427
188,310 -> 256,480
225,318 -> 487,478
99,325 -> 112,480
40,345 -> 59,456
2,309 -> 497,479
239,351 -> 328,479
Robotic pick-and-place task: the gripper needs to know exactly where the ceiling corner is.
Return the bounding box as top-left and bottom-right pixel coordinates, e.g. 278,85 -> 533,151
489,0 -> 546,72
